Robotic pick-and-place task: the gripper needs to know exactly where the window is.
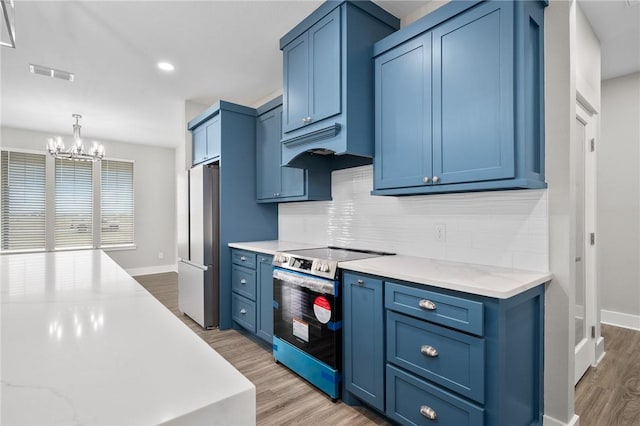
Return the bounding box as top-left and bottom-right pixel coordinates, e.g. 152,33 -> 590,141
101,160 -> 134,246
0,149 -> 135,253
0,151 -> 47,251
55,158 -> 93,248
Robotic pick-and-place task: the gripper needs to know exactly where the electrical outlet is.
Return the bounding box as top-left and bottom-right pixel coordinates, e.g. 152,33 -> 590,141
435,224 -> 446,242
158,252 -> 164,260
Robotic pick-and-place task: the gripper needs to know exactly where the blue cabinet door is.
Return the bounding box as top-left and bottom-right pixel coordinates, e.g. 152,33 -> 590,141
192,126 -> 206,165
308,7 -> 341,126
432,1 -> 515,185
256,108 -> 281,200
256,255 -> 274,344
205,114 -> 221,160
374,33 -> 432,190
283,34 -> 310,134
343,273 -> 385,411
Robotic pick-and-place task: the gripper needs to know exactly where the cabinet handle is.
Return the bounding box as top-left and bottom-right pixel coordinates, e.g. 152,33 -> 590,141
302,116 -> 313,124
240,256 -> 246,261
418,299 -> 436,310
240,308 -> 246,315
432,176 -> 440,184
356,279 -> 364,286
422,176 -> 430,184
420,345 -> 439,357
240,279 -> 246,285
420,405 -> 437,420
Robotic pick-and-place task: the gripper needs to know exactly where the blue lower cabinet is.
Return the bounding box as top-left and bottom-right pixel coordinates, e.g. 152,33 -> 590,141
386,364 -> 484,426
341,270 -> 545,425
231,249 -> 273,341
231,293 -> 256,334
343,272 -> 385,412
387,310 -> 485,404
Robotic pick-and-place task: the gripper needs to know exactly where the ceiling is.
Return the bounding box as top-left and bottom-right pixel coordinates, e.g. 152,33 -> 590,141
579,0 -> 640,80
1,1 -> 638,149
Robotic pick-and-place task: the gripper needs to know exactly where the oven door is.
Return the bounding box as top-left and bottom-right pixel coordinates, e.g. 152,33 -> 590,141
273,268 -> 341,369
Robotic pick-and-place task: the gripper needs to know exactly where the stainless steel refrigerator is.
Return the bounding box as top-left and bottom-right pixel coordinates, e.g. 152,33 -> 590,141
178,163 -> 219,329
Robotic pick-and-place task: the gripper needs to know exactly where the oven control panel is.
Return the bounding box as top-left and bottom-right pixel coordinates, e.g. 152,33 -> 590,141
273,252 -> 338,280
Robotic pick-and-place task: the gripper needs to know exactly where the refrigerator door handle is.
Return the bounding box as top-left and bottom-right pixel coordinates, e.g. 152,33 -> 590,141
178,258 -> 208,271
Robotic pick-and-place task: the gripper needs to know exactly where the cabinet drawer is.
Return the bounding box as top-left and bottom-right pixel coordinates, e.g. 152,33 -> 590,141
386,364 -> 484,426
231,249 -> 257,269
232,293 -> 256,333
385,282 -> 483,336
231,265 -> 257,301
387,311 -> 484,403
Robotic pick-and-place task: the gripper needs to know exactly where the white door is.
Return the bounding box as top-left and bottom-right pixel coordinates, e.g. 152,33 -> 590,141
574,100 -> 597,384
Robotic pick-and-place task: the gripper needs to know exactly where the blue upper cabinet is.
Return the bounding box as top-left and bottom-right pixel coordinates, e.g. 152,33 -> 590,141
280,1 -> 400,171
191,112 -> 220,166
255,96 -> 331,203
283,8 -> 341,134
372,0 -> 547,196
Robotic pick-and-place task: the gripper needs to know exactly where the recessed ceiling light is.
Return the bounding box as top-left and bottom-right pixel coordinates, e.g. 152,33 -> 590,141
157,62 -> 175,72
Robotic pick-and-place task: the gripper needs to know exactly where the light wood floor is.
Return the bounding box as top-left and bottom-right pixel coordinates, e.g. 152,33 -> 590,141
575,324 -> 640,426
134,272 -> 388,426
136,273 -> 640,425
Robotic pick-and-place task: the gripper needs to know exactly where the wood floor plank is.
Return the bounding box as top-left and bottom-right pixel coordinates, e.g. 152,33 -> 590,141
135,272 -> 388,425
575,324 -> 640,426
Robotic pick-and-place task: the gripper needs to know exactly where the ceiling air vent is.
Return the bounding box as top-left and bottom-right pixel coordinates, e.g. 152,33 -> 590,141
29,64 -> 75,82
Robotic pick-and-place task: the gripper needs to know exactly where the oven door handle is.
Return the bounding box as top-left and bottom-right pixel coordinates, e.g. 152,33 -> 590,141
273,269 -> 336,295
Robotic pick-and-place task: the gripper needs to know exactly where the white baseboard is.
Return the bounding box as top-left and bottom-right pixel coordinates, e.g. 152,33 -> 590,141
544,414 -> 580,426
127,263 -> 178,277
600,309 -> 640,331
594,336 -> 605,366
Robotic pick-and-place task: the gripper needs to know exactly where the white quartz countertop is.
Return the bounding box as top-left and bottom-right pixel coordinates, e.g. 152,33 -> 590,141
228,240 -> 324,255
339,255 -> 552,299
1,250 -> 255,425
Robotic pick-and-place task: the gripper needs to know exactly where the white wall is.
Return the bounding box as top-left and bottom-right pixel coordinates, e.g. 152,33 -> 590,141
576,4 -> 601,111
1,126 -> 176,275
598,72 -> 640,327
280,166 -> 549,271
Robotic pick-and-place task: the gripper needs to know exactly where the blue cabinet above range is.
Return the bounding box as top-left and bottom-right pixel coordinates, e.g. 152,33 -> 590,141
279,0 -> 399,171
372,0 -> 547,196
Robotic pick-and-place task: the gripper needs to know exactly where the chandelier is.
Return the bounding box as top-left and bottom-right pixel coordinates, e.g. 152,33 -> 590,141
47,114 -> 105,162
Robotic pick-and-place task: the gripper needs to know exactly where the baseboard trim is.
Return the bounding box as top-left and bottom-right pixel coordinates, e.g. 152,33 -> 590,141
594,336 -> 605,366
127,264 -> 178,277
543,414 -> 580,426
601,309 -> 640,331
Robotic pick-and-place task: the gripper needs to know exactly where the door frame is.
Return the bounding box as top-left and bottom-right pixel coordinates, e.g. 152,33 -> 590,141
574,95 -> 600,384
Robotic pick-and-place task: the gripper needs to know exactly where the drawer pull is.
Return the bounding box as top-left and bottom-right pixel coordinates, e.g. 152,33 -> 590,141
240,279 -> 246,285
357,279 -> 364,286
420,405 -> 437,420
418,299 -> 436,310
240,308 -> 247,315
240,256 -> 246,261
420,345 -> 439,357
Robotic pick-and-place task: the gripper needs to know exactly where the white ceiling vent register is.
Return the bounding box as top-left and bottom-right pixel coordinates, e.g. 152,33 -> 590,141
29,64 -> 75,82
46,114 -> 105,162
0,0 -> 15,48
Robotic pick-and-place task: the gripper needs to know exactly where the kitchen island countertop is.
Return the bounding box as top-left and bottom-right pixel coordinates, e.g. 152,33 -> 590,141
1,249 -> 255,425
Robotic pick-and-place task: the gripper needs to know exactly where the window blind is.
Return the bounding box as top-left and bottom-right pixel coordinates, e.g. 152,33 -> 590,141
101,159 -> 134,246
1,151 -> 47,251
55,158 -> 93,248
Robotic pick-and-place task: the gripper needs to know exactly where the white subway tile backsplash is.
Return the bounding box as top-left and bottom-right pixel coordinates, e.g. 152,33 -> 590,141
279,165 -> 549,272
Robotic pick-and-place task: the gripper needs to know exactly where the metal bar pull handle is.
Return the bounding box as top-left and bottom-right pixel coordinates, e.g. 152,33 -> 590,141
420,345 -> 438,357
419,299 -> 436,310
240,256 -> 246,261
420,405 -> 437,420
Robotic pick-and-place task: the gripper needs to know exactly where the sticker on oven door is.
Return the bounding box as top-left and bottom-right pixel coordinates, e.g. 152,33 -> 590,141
292,318 -> 309,342
313,296 -> 332,324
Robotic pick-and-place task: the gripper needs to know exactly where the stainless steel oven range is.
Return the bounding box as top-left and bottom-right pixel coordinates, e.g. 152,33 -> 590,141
272,247 -> 393,400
